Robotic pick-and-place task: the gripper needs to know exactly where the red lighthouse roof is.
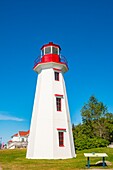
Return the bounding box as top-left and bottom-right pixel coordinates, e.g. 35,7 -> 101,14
41,42 -> 61,51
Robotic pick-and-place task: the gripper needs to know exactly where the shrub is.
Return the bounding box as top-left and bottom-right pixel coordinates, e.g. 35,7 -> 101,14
75,136 -> 109,150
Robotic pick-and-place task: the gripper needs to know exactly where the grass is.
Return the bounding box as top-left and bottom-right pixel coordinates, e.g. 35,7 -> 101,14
0,147 -> 113,169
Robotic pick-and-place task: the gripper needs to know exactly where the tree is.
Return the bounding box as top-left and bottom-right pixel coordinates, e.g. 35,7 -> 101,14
81,96 -> 107,122
73,96 -> 113,150
104,113 -> 113,142
81,96 -> 108,138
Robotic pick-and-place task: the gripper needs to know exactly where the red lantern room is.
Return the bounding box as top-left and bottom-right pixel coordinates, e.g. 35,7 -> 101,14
33,42 -> 68,71
41,42 -> 61,63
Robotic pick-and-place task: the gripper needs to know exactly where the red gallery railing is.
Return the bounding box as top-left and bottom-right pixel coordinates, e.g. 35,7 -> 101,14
34,55 -> 68,68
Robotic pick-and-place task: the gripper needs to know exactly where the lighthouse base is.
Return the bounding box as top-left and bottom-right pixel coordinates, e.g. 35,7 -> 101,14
26,156 -> 75,159
26,116 -> 76,159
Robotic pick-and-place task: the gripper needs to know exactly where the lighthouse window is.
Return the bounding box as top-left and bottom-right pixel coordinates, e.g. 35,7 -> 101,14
45,47 -> 51,54
56,97 -> 61,111
52,47 -> 58,54
58,132 -> 64,146
54,72 -> 59,81
42,49 -> 44,56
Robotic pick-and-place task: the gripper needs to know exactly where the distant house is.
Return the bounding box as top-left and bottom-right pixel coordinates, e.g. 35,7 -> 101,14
7,130 -> 29,149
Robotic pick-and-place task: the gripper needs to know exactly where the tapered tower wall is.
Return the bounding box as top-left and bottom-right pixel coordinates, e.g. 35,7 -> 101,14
27,69 -> 54,158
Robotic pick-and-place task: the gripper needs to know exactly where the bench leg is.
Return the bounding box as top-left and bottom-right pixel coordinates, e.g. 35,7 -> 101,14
87,157 -> 90,168
102,157 -> 105,167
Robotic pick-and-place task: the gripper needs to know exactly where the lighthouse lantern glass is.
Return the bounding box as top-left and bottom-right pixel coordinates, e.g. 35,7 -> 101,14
42,49 -> 44,56
42,44 -> 60,56
52,47 -> 59,55
45,47 -> 51,54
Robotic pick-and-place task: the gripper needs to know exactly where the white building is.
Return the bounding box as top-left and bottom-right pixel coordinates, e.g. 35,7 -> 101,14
7,130 -> 29,149
26,42 -> 76,159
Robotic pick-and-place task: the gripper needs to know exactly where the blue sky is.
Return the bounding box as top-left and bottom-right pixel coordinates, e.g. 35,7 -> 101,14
0,0 -> 113,144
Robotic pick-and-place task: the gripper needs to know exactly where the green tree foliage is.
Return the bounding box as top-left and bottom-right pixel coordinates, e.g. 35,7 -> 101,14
73,96 -> 113,150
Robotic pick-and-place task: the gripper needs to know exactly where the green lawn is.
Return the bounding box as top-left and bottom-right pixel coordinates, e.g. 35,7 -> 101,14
0,147 -> 113,170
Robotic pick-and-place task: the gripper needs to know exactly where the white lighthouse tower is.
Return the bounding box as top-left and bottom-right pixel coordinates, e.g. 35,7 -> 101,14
26,42 -> 75,159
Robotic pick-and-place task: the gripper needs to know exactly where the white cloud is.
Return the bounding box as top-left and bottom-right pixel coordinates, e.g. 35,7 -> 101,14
0,112 -> 24,121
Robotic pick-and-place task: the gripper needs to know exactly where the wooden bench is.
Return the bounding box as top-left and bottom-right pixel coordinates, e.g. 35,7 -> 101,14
84,153 -> 108,168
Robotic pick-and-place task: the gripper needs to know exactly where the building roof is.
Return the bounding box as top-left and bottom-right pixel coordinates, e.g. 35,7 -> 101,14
12,130 -> 29,137
19,130 -> 29,136
8,140 -> 12,143
41,42 -> 61,50
12,133 -> 18,137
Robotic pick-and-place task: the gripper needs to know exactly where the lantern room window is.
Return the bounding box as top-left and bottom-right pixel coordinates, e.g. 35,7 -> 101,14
52,47 -> 59,54
42,45 -> 60,56
42,49 -> 44,56
45,47 -> 51,54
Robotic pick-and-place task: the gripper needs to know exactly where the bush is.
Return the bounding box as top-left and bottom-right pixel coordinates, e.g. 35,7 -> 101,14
75,136 -> 109,150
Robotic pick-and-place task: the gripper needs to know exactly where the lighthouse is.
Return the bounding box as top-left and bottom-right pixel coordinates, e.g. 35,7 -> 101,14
26,42 -> 75,159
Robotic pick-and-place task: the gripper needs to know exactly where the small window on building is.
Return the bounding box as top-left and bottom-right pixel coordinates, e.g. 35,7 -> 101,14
45,47 -> 51,54
52,47 -> 58,54
21,138 -> 24,142
58,132 -> 64,147
54,72 -> 59,81
56,97 -> 61,111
